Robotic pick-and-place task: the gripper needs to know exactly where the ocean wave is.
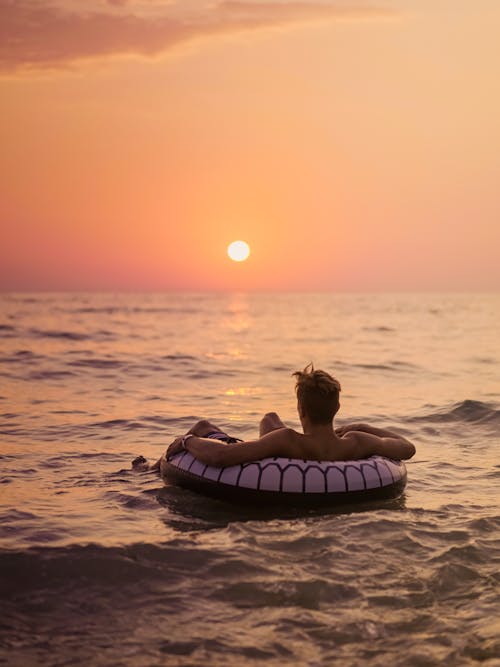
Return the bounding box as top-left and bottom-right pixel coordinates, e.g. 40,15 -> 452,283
29,370 -> 77,380
410,400 -> 500,425
67,358 -> 125,369
40,452 -> 130,468
29,328 -> 91,341
70,306 -> 202,315
0,350 -> 44,364
469,356 -> 497,365
332,359 -> 421,373
214,578 -> 359,610
0,324 -> 16,336
89,418 -> 149,430
130,306 -> 203,314
0,542 -> 226,595
2,506 -> 498,595
72,307 -> 122,314
2,295 -> 41,303
355,361 -> 419,372
139,415 -> 192,426
362,326 -> 396,332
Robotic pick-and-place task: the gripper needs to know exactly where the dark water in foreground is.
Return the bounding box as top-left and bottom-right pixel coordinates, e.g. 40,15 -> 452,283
1,293 -> 499,666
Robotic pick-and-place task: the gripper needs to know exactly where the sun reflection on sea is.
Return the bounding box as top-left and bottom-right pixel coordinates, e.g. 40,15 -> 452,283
222,293 -> 252,333
205,347 -> 246,360
224,387 -> 257,396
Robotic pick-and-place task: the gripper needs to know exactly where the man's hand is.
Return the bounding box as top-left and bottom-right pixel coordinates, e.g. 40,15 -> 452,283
167,436 -> 185,459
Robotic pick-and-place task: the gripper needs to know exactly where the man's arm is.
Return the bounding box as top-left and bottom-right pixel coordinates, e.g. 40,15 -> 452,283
338,424 -> 416,460
173,428 -> 297,467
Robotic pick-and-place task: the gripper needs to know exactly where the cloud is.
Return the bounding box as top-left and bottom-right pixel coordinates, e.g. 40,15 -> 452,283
0,0 -> 395,73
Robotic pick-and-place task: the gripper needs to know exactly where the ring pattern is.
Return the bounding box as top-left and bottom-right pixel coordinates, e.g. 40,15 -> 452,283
167,452 -> 406,496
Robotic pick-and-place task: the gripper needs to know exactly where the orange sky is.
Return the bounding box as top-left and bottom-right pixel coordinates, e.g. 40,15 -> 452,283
1,0 -> 499,291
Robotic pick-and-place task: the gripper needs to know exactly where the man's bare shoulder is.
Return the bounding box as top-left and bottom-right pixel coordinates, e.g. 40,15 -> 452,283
338,430 -> 416,461
260,427 -> 306,458
335,431 -> 374,459
261,427 -> 301,442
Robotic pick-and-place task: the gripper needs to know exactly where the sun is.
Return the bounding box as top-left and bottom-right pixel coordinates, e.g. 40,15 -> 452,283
227,240 -> 250,262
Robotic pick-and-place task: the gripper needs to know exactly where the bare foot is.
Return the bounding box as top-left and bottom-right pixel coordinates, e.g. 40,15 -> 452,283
132,455 -> 150,472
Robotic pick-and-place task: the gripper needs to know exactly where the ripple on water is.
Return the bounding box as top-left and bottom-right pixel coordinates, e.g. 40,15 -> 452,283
214,578 -> 360,611
1,293 -> 499,666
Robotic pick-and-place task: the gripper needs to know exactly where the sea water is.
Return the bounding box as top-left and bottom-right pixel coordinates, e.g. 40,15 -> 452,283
1,292 -> 499,666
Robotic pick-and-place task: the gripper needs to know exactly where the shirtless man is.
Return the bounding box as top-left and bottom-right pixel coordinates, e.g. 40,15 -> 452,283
133,365 -> 415,473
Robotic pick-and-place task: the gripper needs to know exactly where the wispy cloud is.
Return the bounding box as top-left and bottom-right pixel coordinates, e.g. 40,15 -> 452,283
0,0 -> 395,73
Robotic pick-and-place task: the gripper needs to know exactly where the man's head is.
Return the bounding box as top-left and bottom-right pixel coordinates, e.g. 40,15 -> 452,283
293,364 -> 341,425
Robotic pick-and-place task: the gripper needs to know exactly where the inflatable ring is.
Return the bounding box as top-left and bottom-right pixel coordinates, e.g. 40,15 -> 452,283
162,452 -> 407,506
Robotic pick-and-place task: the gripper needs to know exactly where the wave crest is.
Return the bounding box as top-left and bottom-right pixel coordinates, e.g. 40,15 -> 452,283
412,400 -> 500,425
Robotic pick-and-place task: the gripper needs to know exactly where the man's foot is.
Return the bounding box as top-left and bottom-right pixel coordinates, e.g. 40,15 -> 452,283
132,455 -> 149,472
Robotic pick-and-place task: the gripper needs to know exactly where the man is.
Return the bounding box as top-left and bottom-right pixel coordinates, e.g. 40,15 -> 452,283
133,364 -> 415,473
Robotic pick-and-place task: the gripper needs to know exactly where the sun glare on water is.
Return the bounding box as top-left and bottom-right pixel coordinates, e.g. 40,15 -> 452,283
227,240 -> 250,262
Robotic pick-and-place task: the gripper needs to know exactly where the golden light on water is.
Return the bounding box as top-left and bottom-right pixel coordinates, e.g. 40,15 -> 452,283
227,241 -> 250,262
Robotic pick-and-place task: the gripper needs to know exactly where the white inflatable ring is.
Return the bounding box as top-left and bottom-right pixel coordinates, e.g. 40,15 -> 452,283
163,452 -> 407,506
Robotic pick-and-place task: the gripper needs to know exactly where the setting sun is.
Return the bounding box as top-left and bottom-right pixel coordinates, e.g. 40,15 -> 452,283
227,241 -> 250,262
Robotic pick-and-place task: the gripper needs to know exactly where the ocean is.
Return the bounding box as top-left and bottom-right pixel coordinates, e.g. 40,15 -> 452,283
1,292 -> 499,666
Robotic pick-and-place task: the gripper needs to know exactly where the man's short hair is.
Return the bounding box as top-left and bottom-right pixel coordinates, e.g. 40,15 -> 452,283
293,363 -> 341,424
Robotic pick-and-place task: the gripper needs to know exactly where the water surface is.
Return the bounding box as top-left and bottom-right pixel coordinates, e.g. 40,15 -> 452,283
1,292 -> 499,665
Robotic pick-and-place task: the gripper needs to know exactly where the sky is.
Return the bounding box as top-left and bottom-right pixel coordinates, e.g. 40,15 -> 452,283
1,0 -> 499,292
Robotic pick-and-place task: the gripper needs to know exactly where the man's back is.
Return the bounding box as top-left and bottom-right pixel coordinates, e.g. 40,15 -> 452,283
268,426 -> 415,462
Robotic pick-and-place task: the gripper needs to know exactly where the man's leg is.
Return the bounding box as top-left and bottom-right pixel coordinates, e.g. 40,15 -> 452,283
132,420 -> 228,472
259,412 -> 287,437
187,419 -> 224,437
